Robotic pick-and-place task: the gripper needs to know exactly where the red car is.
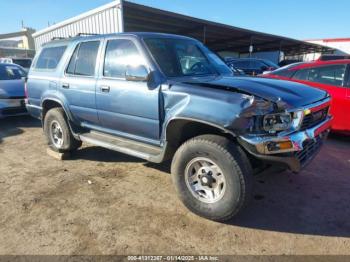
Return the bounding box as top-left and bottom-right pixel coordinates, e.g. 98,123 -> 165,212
261,60 -> 350,134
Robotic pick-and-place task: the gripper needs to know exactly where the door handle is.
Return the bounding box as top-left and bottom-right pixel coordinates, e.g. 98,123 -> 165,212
100,85 -> 110,93
62,83 -> 70,89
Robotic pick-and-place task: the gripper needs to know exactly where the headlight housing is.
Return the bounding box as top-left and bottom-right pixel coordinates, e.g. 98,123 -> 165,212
263,113 -> 292,132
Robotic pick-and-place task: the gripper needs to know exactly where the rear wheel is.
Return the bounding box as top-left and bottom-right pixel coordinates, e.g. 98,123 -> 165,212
44,108 -> 82,152
171,134 -> 253,221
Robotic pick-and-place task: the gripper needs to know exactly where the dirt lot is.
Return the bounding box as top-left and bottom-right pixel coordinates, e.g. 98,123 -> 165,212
0,116 -> 349,255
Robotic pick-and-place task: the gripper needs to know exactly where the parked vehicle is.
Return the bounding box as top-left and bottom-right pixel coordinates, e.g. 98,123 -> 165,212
0,63 -> 27,118
26,33 -> 332,221
231,65 -> 246,76
278,59 -> 302,67
261,59 -> 350,134
226,58 -> 279,76
0,58 -> 12,64
0,58 -> 32,72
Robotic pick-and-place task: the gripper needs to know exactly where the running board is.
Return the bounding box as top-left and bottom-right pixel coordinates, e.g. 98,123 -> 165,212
79,131 -> 165,163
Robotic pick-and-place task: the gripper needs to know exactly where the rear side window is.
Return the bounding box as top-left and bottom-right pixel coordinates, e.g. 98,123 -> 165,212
35,46 -> 67,70
293,65 -> 346,86
103,39 -> 145,78
66,41 -> 100,76
313,65 -> 346,86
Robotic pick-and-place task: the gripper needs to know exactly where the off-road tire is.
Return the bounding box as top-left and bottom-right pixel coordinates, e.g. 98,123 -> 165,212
171,134 -> 253,221
43,108 -> 82,152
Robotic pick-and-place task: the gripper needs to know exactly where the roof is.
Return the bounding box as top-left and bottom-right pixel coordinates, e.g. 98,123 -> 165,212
123,1 -> 333,55
288,59 -> 350,70
43,32 -> 195,47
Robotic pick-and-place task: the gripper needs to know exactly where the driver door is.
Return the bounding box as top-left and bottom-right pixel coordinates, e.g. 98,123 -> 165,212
95,37 -> 161,144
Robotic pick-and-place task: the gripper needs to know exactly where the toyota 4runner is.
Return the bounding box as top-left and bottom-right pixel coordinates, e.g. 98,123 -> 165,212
26,33 -> 332,221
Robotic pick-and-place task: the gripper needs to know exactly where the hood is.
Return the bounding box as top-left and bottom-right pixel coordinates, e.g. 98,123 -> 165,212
178,76 -> 328,109
0,79 -> 25,98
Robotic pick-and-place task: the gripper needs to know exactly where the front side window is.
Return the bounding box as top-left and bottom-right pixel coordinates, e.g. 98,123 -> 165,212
35,46 -> 67,70
272,63 -> 304,78
66,41 -> 100,76
292,68 -> 310,81
144,38 -> 231,77
103,39 -> 146,78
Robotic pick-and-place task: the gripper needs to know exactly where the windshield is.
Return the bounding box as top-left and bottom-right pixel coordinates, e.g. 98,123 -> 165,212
0,64 -> 26,80
272,62 -> 304,72
144,38 -> 232,77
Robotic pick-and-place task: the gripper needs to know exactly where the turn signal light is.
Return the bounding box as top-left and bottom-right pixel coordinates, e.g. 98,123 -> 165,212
266,141 -> 293,152
304,109 -> 311,115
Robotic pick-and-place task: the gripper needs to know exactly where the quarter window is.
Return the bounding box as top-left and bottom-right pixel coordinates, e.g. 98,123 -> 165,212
103,39 -> 145,78
66,41 -> 100,76
35,46 -> 67,70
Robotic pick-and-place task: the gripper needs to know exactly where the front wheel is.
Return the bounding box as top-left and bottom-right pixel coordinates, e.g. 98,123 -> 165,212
43,108 -> 82,152
171,135 -> 253,221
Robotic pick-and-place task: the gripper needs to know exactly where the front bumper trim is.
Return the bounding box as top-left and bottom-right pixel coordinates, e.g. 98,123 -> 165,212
239,116 -> 332,155
238,116 -> 332,173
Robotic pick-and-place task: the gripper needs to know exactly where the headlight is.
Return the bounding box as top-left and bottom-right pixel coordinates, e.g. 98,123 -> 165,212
291,110 -> 304,130
263,113 -> 292,132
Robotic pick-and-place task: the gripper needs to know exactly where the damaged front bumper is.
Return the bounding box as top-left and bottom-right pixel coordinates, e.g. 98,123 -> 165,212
238,115 -> 332,173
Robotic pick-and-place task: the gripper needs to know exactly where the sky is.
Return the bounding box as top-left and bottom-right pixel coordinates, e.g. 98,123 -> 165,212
0,0 -> 349,40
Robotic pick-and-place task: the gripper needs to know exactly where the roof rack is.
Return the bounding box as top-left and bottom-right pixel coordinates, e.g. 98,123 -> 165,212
76,33 -> 100,37
51,36 -> 67,41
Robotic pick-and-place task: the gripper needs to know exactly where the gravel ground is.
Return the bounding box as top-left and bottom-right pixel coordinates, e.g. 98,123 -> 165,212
0,116 -> 349,255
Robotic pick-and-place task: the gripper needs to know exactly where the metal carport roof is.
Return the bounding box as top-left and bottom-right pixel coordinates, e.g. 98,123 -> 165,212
123,1 -> 333,56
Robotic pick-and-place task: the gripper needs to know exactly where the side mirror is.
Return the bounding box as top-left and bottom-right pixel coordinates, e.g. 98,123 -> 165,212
125,65 -> 149,82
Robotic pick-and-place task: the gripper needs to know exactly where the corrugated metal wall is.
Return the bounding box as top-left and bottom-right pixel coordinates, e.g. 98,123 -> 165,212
33,1 -> 123,49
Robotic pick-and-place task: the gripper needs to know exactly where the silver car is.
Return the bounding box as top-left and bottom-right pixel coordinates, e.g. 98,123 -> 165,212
0,63 -> 27,118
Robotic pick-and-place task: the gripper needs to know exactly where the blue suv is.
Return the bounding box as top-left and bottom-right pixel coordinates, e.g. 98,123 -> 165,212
26,33 -> 332,221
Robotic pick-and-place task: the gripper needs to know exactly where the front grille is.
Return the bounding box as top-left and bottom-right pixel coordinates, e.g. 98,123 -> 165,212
294,136 -> 323,166
300,106 -> 329,131
1,107 -> 27,116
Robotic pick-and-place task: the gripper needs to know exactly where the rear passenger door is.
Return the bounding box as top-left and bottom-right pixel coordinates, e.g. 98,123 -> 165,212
95,37 -> 160,144
292,64 -> 348,130
27,45 -> 67,110
60,40 -> 101,125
